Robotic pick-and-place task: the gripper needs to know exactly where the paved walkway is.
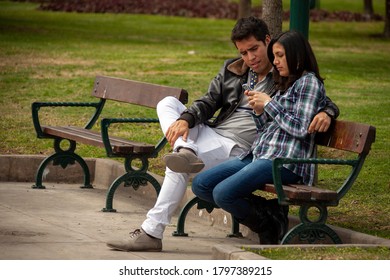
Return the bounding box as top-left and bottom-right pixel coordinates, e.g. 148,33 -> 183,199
0,181 -> 257,260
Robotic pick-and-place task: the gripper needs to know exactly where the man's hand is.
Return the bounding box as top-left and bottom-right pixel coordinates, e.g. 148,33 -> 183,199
308,111 -> 331,134
165,120 -> 190,147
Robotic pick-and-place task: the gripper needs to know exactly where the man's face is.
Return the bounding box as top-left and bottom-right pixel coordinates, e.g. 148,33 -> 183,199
235,35 -> 272,77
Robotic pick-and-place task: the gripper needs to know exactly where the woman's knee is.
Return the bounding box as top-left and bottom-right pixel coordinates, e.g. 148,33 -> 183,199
212,185 -> 231,208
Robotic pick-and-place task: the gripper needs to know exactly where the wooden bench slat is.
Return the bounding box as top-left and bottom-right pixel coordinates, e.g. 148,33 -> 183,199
42,125 -> 106,147
63,126 -> 155,153
92,76 -> 188,108
263,184 -> 312,201
68,126 -> 154,152
42,126 -> 155,154
288,184 -> 338,201
315,120 -> 376,154
264,183 -> 338,203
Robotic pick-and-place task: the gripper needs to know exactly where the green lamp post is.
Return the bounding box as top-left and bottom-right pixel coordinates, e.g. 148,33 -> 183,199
289,0 -> 311,39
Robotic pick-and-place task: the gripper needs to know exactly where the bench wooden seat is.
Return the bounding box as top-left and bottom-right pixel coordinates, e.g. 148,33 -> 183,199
262,184 -> 339,203
40,125 -> 155,154
172,120 -> 376,244
32,75 -> 188,212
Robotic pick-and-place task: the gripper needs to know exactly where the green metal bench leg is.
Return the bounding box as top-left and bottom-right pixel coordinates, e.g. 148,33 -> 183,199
281,203 -> 342,244
172,196 -> 242,237
172,196 -> 199,236
281,223 -> 342,244
102,172 -> 161,212
32,152 -> 93,189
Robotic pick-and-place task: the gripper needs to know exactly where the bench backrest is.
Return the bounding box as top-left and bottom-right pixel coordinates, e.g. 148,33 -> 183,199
315,120 -> 376,155
92,75 -> 188,107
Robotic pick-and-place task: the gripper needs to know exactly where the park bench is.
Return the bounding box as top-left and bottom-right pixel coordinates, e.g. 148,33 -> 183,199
172,119 -> 376,244
31,75 -> 188,212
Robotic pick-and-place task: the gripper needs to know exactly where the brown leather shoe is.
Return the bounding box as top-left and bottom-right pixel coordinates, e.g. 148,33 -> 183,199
163,148 -> 205,173
106,229 -> 162,252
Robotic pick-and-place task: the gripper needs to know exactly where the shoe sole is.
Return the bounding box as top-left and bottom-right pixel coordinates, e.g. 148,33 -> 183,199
106,243 -> 162,252
163,154 -> 205,173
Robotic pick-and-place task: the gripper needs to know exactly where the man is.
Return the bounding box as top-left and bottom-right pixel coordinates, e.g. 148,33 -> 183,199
106,16 -> 339,251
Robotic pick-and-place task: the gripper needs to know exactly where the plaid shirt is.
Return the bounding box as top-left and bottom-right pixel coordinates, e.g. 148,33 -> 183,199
242,72 -> 327,185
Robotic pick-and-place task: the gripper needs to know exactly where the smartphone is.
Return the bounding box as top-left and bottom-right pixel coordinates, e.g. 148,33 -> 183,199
242,83 -> 250,91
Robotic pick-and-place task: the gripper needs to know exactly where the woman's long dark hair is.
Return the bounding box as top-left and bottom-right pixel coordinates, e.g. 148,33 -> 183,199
267,30 -> 324,92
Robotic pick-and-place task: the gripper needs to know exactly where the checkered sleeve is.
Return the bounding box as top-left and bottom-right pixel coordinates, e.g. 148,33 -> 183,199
264,73 -> 325,139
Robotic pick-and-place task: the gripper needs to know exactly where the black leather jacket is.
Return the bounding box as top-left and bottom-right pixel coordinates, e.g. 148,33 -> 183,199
179,57 -> 339,128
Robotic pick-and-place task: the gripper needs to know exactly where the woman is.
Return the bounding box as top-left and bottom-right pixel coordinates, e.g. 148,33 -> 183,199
191,30 -> 328,244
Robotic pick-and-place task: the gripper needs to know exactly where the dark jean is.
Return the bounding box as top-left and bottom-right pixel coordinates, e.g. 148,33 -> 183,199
192,155 -> 301,220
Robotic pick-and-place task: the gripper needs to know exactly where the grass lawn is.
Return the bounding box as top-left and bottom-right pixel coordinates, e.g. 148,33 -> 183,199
247,245 -> 390,260
1,1 -> 389,255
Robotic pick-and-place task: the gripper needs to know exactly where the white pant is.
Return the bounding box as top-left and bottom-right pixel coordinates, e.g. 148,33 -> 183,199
141,96 -> 242,239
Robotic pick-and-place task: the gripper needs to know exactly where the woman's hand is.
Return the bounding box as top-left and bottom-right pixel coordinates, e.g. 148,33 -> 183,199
245,90 -> 272,115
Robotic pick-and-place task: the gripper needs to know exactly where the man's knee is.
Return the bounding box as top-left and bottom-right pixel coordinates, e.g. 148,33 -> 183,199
157,96 -> 182,113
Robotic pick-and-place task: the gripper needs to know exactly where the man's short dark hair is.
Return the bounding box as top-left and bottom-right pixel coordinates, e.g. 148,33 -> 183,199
231,16 -> 270,45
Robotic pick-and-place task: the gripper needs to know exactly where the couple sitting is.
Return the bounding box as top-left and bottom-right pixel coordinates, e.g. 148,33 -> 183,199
107,16 -> 339,252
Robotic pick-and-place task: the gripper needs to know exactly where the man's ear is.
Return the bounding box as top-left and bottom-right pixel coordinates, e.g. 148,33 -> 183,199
265,35 -> 271,45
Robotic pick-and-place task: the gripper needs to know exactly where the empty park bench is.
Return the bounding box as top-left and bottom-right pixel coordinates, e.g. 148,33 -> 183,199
172,120 -> 376,244
31,75 -> 188,212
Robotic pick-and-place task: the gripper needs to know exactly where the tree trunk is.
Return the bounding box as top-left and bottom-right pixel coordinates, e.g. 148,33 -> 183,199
238,0 -> 252,19
385,0 -> 390,38
364,0 -> 374,14
261,0 -> 283,38
363,0 -> 374,20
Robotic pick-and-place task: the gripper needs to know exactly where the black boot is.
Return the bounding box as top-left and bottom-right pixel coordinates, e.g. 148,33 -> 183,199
240,196 -> 279,245
251,195 -> 281,244
239,211 -> 278,244
263,198 -> 289,242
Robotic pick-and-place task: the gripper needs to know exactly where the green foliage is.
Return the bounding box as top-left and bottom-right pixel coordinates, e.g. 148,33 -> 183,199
1,1 -> 389,246
276,0 -> 386,15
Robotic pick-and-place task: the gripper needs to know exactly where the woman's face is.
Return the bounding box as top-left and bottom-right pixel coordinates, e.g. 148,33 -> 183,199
272,42 -> 289,77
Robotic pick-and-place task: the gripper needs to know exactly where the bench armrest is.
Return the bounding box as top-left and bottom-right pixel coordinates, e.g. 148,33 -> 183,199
32,101 -> 104,138
100,117 -> 165,157
272,156 -> 362,203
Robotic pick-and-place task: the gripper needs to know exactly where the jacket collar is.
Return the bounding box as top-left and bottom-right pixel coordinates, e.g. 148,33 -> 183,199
227,58 -> 249,76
